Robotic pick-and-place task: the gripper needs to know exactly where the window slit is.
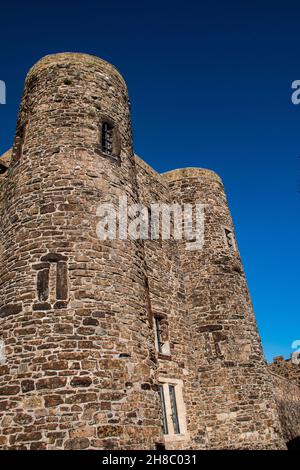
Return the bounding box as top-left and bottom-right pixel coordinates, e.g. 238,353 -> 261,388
155,317 -> 164,353
169,385 -> 180,434
102,122 -> 113,155
224,228 -> 235,251
158,385 -> 169,435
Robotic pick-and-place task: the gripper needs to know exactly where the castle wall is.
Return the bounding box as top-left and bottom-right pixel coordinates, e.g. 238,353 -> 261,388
269,356 -> 300,388
0,53 -> 162,450
0,52 -> 290,450
135,160 -> 286,449
270,372 -> 300,445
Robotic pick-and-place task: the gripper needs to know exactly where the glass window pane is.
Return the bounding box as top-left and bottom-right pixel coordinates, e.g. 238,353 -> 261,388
158,385 -> 168,435
169,385 -> 180,434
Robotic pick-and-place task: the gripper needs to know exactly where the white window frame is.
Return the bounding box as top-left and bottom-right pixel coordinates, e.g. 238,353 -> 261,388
158,377 -> 189,443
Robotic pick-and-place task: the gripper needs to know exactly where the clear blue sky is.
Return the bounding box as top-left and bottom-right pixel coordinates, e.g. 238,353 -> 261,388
0,1 -> 299,362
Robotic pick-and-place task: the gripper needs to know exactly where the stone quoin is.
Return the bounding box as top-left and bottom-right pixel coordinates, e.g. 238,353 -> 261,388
0,53 -> 299,450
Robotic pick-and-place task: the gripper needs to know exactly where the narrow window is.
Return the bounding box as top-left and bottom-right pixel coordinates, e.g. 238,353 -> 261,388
224,228 -> 235,252
155,317 -> 163,353
147,207 -> 152,240
102,122 -> 114,155
157,379 -> 188,441
169,385 -> 180,434
158,385 -> 169,435
154,316 -> 170,356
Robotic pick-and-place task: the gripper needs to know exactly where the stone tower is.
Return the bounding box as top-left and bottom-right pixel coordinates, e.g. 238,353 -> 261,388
0,53 -> 285,449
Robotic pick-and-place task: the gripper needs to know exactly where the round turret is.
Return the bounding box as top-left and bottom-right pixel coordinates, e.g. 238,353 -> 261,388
162,167 -> 285,449
0,53 -> 162,450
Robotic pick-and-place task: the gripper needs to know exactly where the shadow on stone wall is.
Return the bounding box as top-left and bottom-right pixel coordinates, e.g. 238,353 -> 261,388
286,436 -> 300,450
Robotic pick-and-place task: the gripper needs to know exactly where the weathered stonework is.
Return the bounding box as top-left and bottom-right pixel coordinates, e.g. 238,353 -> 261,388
0,52 -> 294,449
267,355 -> 300,448
269,355 -> 300,387
270,372 -> 300,446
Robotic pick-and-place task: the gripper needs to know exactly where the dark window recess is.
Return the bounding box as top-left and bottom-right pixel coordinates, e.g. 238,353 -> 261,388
0,162 -> 7,175
148,207 -> 152,239
158,385 -> 169,435
12,123 -> 26,162
155,317 -> 164,353
169,385 -> 180,434
225,228 -> 235,251
102,122 -> 114,155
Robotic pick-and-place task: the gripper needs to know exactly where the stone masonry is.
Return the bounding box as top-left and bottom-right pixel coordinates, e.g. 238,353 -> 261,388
0,53 -> 295,449
268,355 -> 300,447
269,354 -> 300,387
